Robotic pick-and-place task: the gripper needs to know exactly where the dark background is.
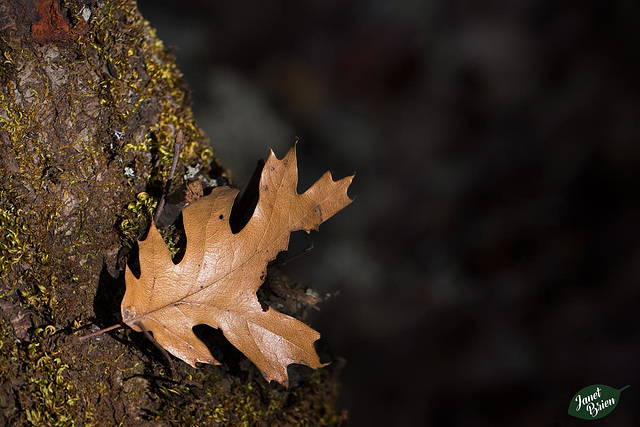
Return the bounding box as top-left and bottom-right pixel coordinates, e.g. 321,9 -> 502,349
136,1 -> 640,425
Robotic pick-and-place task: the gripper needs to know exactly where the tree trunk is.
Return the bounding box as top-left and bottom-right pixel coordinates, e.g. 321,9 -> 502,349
0,0 -> 345,424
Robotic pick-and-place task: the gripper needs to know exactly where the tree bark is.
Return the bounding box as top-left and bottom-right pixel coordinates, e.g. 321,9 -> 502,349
0,0 -> 345,424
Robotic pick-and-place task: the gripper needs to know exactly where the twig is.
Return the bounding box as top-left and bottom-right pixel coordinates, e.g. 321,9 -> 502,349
154,130 -> 186,224
272,244 -> 314,268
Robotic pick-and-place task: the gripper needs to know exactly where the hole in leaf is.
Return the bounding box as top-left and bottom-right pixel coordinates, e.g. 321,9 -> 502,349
313,337 -> 333,365
229,159 -> 264,234
169,215 -> 187,265
193,325 -> 245,368
126,243 -> 141,279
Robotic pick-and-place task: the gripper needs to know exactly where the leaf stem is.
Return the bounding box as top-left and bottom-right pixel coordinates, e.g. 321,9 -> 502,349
78,323 -> 125,341
135,321 -> 177,380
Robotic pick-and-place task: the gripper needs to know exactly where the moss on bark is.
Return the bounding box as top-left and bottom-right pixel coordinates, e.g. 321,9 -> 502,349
0,0 -> 346,425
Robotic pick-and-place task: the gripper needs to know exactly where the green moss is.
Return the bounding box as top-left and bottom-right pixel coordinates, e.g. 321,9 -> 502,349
145,367 -> 347,426
0,0 -> 214,279
0,204 -> 32,276
0,0 -> 345,424
72,0 -> 214,183
118,191 -> 156,238
0,325 -> 81,427
18,282 -> 57,315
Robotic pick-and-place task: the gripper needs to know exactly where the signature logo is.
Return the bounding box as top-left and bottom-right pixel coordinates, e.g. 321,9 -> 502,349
568,384 -> 630,420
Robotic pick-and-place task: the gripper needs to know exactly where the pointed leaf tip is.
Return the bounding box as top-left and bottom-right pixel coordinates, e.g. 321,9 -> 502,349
121,145 -> 353,385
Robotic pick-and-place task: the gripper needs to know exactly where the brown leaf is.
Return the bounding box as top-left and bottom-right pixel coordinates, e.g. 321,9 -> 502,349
121,146 -> 353,385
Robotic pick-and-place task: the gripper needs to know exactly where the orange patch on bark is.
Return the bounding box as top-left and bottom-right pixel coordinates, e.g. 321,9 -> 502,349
32,0 -> 85,44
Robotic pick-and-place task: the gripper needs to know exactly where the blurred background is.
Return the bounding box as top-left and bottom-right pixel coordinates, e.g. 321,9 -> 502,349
136,1 -> 640,425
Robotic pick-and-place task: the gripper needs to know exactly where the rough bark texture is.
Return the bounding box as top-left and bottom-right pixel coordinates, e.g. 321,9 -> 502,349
0,0 -> 345,425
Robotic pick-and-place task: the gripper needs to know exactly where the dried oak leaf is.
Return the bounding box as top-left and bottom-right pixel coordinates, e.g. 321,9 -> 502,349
122,146 -> 353,385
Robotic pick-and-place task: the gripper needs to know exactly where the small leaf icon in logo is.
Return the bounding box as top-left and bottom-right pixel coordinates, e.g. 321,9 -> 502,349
568,384 -> 630,420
